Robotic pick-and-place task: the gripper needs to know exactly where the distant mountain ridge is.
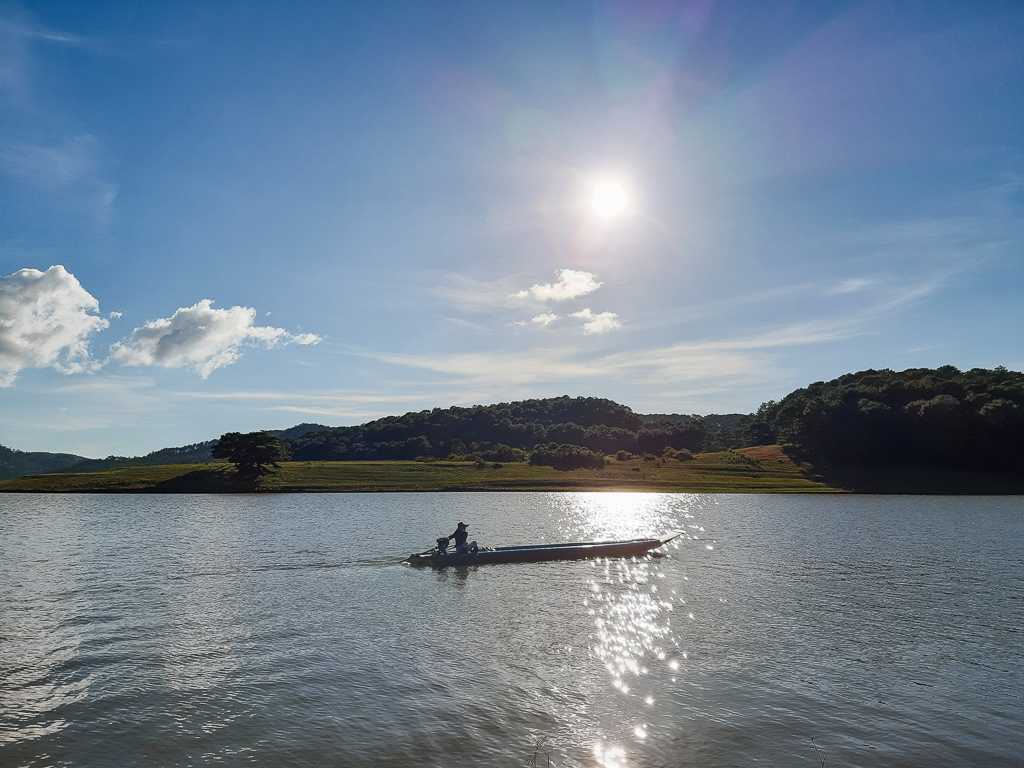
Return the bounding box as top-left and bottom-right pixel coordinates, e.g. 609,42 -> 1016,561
0,445 -> 90,482
55,441 -> 221,475
0,423 -> 334,481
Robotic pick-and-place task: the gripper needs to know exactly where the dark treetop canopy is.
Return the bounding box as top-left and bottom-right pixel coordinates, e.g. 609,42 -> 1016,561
738,366 -> 1024,472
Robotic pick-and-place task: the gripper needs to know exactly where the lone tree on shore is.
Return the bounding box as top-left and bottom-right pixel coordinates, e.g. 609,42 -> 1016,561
212,431 -> 290,482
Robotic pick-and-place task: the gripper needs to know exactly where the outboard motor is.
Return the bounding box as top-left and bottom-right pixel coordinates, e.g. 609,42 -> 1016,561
435,537 -> 450,553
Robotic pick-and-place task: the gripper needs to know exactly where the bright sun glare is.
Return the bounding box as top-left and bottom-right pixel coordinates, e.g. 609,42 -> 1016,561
592,182 -> 627,216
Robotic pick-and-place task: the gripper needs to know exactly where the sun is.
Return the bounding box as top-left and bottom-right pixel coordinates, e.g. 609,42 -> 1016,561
592,182 -> 627,216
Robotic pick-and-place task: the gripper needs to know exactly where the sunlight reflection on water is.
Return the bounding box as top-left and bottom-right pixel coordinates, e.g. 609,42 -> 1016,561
553,492 -> 677,542
547,492 -> 706,766
583,557 -> 678,766
594,742 -> 628,766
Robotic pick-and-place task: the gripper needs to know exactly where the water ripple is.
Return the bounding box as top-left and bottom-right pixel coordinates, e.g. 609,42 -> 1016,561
1,492 -> 1022,767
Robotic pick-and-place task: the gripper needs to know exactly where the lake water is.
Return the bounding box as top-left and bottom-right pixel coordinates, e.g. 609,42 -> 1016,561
1,493 -> 1021,767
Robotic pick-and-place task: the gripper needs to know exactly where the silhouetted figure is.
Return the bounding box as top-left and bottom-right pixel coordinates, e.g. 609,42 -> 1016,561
447,522 -> 477,553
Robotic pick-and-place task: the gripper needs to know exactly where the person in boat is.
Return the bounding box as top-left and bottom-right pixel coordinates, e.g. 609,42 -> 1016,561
446,522 -> 477,553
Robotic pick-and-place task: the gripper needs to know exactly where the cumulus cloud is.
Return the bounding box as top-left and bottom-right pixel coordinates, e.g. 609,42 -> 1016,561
513,269 -> 602,301
109,300 -> 321,378
570,308 -> 622,334
515,312 -> 559,327
0,265 -> 109,386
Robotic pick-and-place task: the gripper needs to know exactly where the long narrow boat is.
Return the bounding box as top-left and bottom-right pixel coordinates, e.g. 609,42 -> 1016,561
405,531 -> 681,567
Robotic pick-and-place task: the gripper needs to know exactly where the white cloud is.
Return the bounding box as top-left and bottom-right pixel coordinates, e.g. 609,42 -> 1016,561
108,311 -> 122,319
516,312 -> 559,327
513,269 -> 602,301
109,300 -> 321,378
570,308 -> 622,334
0,265 -> 109,386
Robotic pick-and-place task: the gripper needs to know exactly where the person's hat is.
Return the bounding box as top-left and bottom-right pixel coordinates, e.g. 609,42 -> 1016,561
457,521 -> 468,528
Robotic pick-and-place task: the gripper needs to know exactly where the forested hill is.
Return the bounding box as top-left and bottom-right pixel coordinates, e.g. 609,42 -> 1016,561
0,445 -> 87,482
740,366 -> 1024,473
644,413 -> 745,447
9,367 -> 1022,484
54,441 -> 220,474
289,396 -> 711,461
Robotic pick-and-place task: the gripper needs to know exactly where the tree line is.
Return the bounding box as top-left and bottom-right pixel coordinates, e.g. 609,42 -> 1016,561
735,366 -> 1024,472
284,396 -> 709,466
212,396 -> 713,474
210,367 -> 1024,478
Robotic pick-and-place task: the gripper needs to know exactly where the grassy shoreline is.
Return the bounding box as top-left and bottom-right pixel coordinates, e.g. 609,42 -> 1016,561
0,446 -> 841,494
7,444 -> 1019,494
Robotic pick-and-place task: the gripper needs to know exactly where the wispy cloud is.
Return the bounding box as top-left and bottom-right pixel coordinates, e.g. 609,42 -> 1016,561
639,280 -> 823,329
0,134 -> 118,218
840,179 -> 1024,269
872,275 -> 945,311
0,18 -> 93,48
23,375 -> 164,433
366,318 -> 860,389
0,6 -> 122,219
640,269 -> 951,334
825,277 -> 874,295
0,13 -> 106,103
513,269 -> 602,301
176,387 -> 484,421
428,272 -> 526,313
0,17 -> 31,101
1,134 -> 98,184
109,300 -> 321,378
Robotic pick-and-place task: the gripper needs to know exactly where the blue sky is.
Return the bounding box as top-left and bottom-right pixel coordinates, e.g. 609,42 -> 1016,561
1,0 -> 1022,457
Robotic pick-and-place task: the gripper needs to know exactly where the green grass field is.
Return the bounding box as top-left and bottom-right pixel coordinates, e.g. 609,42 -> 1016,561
0,445 -> 841,494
